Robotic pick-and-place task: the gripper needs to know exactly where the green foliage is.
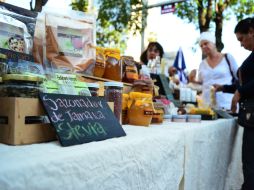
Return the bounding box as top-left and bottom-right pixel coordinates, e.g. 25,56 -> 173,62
96,0 -> 144,51
175,0 -> 254,31
71,0 -> 88,12
174,0 -> 254,51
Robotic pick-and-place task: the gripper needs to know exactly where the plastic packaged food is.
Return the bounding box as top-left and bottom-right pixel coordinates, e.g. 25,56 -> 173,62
122,93 -> 129,125
0,2 -> 37,54
87,82 -> 99,97
103,48 -> 121,81
128,92 -> 154,126
74,81 -> 91,96
104,82 -> 123,123
121,56 -> 138,83
44,8 -> 96,75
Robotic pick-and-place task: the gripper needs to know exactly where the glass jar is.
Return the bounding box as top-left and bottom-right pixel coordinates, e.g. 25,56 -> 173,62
151,102 -> 165,124
122,93 -> 129,125
104,81 -> 123,123
0,74 -> 43,98
87,82 -> 99,97
128,92 -> 154,126
103,48 -> 121,81
93,46 -> 105,78
0,53 -> 7,76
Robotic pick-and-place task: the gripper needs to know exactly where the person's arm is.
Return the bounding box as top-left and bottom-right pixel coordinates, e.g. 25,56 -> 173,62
238,80 -> 254,98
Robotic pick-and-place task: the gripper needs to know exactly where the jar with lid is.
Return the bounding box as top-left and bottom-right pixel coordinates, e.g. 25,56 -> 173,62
122,93 -> 129,125
104,82 -> 123,123
87,82 -> 100,97
151,102 -> 165,124
0,74 -> 43,98
128,92 -> 154,126
0,53 -> 7,76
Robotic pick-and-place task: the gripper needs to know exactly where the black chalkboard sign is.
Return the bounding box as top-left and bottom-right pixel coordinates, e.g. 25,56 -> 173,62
39,93 -> 126,147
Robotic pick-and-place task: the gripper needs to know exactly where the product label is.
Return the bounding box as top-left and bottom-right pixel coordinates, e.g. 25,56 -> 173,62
57,26 -> 83,57
0,22 -> 25,53
95,61 -> 105,68
144,110 -> 154,116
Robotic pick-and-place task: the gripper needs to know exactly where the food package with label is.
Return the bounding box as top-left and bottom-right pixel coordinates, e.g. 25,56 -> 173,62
121,56 -> 139,83
43,7 -> 96,75
0,2 -> 37,55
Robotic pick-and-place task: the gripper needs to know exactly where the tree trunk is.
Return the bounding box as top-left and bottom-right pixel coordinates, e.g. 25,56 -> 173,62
215,4 -> 224,52
30,0 -> 48,12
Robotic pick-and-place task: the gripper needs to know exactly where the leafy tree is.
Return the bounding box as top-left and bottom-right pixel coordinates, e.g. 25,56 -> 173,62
96,0 -> 145,51
71,0 -> 88,12
175,0 -> 254,51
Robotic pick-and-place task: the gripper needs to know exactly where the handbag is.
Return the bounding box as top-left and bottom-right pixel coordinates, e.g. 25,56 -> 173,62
237,69 -> 254,127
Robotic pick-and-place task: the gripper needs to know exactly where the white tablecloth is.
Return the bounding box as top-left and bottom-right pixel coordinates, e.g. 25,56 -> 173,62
157,119 -> 242,190
0,125 -> 185,190
0,119 -> 242,190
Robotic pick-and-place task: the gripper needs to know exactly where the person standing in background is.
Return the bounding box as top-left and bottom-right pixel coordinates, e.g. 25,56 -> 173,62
214,17 -> 254,190
196,31 -> 238,110
140,41 -> 164,65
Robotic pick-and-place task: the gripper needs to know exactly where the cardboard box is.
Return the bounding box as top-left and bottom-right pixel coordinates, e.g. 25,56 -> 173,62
0,97 -> 56,145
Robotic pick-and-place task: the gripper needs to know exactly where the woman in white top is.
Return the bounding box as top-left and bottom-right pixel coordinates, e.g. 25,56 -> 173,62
197,31 -> 238,110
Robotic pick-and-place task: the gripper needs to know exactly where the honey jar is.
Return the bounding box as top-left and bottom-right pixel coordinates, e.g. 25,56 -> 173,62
127,92 -> 154,126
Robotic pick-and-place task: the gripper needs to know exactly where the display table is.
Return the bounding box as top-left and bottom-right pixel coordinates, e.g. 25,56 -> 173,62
0,119 -> 242,190
0,125 -> 185,190
159,119 -> 241,190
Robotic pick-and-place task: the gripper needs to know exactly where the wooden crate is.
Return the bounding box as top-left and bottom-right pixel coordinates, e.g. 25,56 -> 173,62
0,97 -> 56,145
0,97 -> 115,145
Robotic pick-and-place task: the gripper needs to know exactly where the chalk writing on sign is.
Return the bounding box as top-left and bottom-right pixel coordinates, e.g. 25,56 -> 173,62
40,93 -> 126,147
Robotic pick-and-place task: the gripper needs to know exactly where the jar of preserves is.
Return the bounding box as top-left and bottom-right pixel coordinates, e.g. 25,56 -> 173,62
104,81 -> 123,123
0,53 -> 7,76
128,92 -> 154,126
0,74 -> 43,98
122,93 -> 129,125
103,48 -> 121,81
87,82 -> 99,97
151,102 -> 165,124
93,47 -> 105,78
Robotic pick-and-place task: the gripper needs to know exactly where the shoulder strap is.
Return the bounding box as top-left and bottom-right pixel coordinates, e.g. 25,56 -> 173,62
225,53 -> 236,83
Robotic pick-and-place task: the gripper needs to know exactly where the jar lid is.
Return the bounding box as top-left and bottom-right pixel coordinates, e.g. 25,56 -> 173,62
172,115 -> 187,119
86,83 -> 100,88
2,74 -> 44,83
0,53 -> 7,59
187,115 -> 201,119
104,81 -> 123,88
